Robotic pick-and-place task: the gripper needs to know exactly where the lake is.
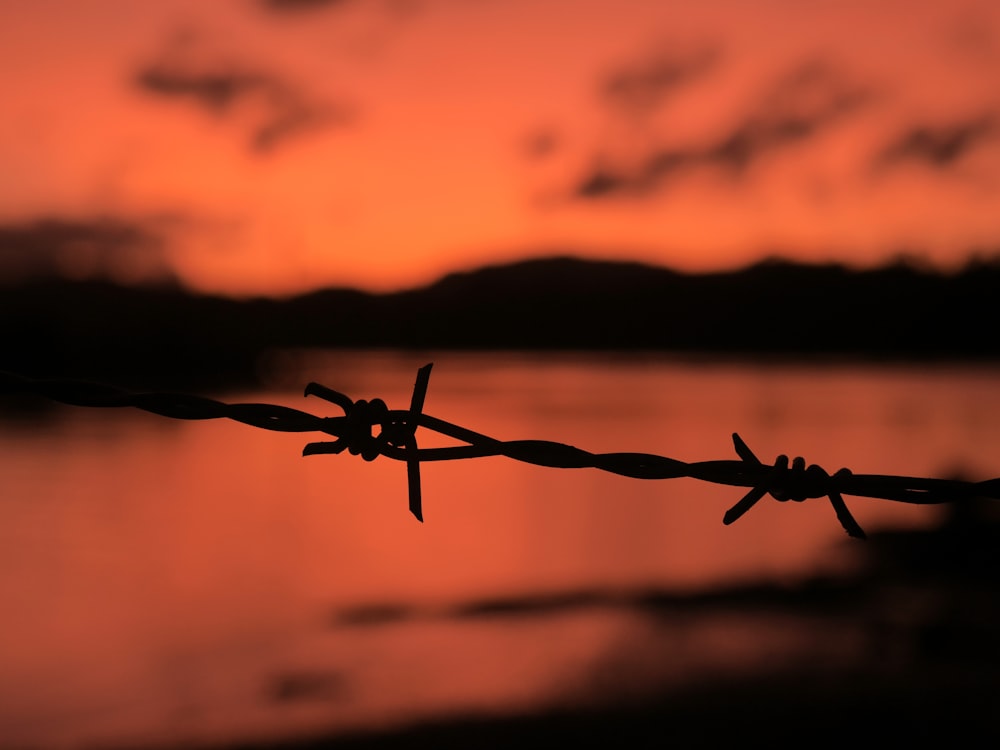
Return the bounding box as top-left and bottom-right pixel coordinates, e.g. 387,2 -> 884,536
2,351 -> 999,748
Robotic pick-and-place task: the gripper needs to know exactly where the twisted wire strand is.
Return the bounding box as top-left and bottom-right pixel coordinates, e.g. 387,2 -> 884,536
2,365 -> 998,539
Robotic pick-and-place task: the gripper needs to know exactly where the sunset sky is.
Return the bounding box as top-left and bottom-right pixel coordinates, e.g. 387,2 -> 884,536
2,0 -> 1000,297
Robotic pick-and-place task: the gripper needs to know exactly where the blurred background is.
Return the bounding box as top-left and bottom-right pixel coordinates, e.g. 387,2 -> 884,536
2,1 -> 1000,747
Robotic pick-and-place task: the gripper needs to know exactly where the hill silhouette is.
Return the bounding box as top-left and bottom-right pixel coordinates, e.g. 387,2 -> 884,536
2,255 -> 999,388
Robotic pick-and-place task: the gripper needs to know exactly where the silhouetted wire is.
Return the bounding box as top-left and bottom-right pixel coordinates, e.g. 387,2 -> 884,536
3,365 -> 999,539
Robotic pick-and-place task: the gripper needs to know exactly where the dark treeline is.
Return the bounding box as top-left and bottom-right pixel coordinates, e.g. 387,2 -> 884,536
2,255 -> 999,389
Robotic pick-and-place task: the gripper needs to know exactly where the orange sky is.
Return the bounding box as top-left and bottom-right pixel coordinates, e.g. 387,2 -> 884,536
2,0 -> 1000,296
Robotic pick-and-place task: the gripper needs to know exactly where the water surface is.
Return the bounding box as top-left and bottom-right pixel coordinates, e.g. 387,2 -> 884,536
2,351 -> 998,748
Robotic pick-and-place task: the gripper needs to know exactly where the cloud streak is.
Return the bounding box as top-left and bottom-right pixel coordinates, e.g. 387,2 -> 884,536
257,0 -> 420,20
259,0 -> 355,11
601,42 -> 721,118
137,66 -> 269,111
135,52 -> 354,153
576,60 -> 873,199
874,113 -> 997,170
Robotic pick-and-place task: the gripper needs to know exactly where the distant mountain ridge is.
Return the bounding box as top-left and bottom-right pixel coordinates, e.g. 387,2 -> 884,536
2,255 -> 999,388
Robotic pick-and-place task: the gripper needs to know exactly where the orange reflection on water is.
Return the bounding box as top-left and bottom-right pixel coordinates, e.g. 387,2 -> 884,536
2,352 -> 998,748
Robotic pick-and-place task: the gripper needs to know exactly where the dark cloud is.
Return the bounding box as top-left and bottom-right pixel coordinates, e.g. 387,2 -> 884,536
874,114 -> 997,170
135,56 -> 354,153
576,59 -> 873,199
578,153 -> 697,199
261,0 -> 354,10
0,218 -> 175,285
137,66 -> 267,111
709,61 -> 870,168
601,43 -> 720,118
257,0 -> 420,18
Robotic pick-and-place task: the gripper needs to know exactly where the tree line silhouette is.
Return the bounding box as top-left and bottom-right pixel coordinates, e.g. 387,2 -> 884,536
2,254 -> 998,388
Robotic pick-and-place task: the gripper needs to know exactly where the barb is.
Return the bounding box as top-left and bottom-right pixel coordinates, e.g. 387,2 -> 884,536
2,366 -> 998,537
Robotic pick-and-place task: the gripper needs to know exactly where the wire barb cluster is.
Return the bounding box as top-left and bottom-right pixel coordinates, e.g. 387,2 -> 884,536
723,434 -> 865,538
300,366 -> 431,521
3,364 -> 999,538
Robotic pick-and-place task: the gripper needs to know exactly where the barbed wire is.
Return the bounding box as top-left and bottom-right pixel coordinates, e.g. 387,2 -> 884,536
2,364 -> 999,539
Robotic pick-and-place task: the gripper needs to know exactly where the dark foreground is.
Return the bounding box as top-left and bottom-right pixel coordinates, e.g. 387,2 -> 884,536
221,676 -> 995,748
